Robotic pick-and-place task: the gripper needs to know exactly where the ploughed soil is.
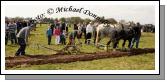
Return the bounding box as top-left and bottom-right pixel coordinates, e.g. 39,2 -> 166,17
6,48 -> 155,68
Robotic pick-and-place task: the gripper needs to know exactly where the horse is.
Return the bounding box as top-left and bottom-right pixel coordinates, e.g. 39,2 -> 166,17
94,23 -> 120,49
94,21 -> 136,50
116,22 -> 136,49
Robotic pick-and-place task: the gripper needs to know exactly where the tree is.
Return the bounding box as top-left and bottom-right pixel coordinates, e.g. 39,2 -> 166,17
70,17 -> 83,24
84,18 -> 91,24
59,17 -> 66,23
106,18 -> 117,24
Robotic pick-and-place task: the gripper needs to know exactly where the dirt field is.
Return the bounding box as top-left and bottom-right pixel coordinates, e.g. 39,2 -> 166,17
6,48 -> 155,68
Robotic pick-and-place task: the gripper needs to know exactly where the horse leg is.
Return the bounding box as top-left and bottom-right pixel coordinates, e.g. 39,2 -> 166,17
107,40 -> 112,45
106,40 -> 111,51
113,40 -> 118,51
95,30 -> 99,46
93,31 -> 97,45
128,39 -> 132,48
96,31 -> 101,47
96,38 -> 101,48
122,39 -> 126,50
111,30 -> 118,51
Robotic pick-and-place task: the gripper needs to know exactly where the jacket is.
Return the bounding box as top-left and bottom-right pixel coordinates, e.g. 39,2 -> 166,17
16,26 -> 30,42
53,28 -> 61,36
46,28 -> 52,36
86,24 -> 93,33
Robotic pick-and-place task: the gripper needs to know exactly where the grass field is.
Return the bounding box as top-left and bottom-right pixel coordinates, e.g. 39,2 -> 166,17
5,24 -> 155,70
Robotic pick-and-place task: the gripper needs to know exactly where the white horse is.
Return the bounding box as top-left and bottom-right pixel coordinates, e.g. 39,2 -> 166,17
95,23 -> 118,48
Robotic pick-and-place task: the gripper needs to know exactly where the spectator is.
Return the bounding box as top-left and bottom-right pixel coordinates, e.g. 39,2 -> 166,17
46,26 -> 52,45
68,31 -> 75,45
53,26 -> 61,44
65,23 -> 69,36
5,21 -> 9,45
50,24 -> 55,35
8,21 -> 17,44
73,24 -> 78,39
60,30 -> 66,45
82,22 -> 87,41
22,21 -> 27,27
16,21 -> 23,34
55,19 -> 59,26
85,22 -> 93,45
61,22 -> 66,33
77,23 -> 82,44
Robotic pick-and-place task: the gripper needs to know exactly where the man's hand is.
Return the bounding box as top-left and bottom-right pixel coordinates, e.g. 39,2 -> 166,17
25,38 -> 28,44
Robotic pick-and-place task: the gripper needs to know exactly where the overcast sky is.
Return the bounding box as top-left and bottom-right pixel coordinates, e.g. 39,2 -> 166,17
5,5 -> 155,24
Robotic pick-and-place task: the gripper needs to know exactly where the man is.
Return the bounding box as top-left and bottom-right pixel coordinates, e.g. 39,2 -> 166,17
46,25 -> 52,45
8,21 -> 17,44
22,21 -> 28,27
50,23 -> 55,35
15,24 -> 32,56
77,23 -> 83,44
5,21 -> 9,45
68,31 -> 75,45
85,22 -> 93,45
82,22 -> 87,40
130,22 -> 142,48
55,19 -> 59,27
61,22 -> 66,33
73,23 -> 78,39
16,21 -> 23,34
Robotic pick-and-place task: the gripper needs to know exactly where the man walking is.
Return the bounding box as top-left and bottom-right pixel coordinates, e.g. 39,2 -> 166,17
15,25 -> 32,56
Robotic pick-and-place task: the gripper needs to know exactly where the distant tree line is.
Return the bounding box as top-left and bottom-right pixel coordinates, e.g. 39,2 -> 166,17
5,16 -> 117,24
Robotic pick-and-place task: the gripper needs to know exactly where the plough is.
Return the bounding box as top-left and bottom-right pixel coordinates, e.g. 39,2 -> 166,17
96,43 -> 113,50
36,43 -> 82,55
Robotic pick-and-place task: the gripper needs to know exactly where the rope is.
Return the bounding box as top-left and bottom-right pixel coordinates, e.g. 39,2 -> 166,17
39,45 -> 61,52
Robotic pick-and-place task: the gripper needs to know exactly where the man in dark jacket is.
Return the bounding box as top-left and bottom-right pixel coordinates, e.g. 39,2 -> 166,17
16,21 -> 23,34
61,22 -> 66,33
50,24 -> 55,35
130,22 -> 142,48
22,21 -> 28,27
73,24 -> 78,39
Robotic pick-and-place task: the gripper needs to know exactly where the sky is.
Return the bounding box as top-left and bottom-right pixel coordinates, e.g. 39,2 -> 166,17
5,5 -> 155,24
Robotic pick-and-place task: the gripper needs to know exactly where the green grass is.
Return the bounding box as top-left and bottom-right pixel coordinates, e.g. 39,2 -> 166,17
5,24 -> 155,70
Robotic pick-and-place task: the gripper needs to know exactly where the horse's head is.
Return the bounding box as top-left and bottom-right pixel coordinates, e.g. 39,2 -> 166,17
127,21 -> 134,29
